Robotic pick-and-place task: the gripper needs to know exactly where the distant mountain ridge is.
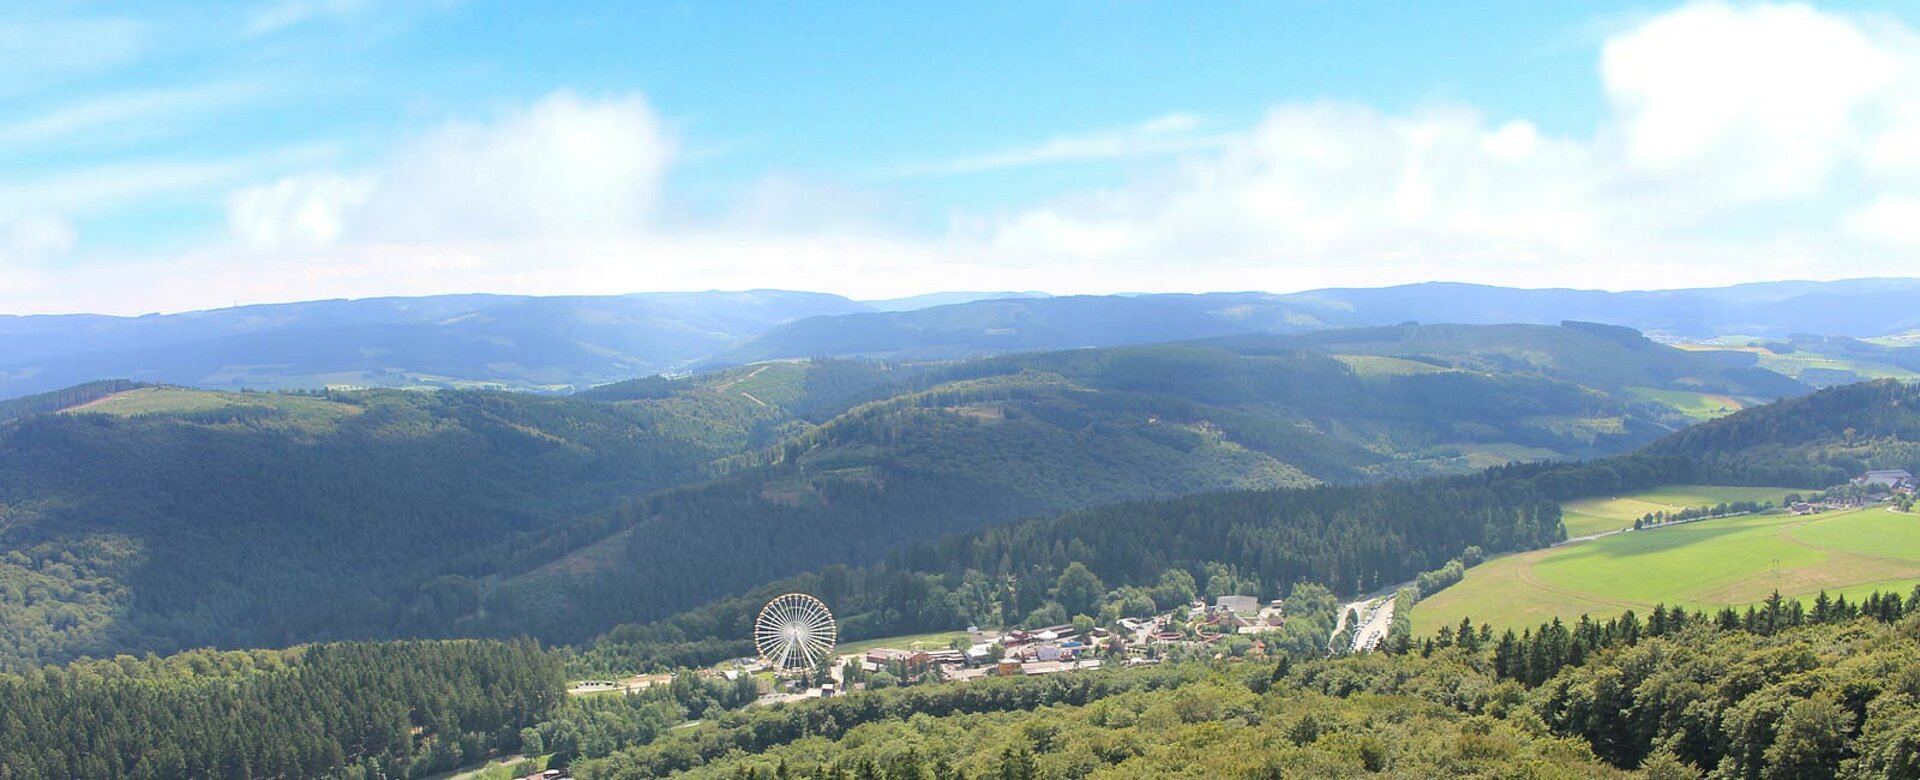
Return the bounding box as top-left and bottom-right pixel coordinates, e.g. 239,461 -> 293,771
724,279 -> 1920,365
4,278 -> 1917,400
0,291 -> 865,399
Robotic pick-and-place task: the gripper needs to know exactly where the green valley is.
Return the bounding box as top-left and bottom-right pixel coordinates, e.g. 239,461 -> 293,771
0,323 -> 1807,669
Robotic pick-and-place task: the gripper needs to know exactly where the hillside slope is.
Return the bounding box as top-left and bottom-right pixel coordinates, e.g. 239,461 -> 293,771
496,324 -> 1800,641
1643,378 -> 1920,485
0,387 -> 742,668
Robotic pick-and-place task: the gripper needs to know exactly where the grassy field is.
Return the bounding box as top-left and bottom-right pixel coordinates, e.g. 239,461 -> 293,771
1624,386 -> 1747,422
834,630 -> 975,657
1451,442 -> 1566,469
65,387 -> 361,426
1559,484 -> 1802,537
1413,505 -> 1920,632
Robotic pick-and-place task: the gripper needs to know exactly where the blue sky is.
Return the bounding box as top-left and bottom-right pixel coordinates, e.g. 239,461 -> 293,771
5,1 -> 1920,314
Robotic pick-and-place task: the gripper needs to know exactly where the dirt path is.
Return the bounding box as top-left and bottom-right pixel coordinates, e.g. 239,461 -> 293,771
712,364 -> 770,391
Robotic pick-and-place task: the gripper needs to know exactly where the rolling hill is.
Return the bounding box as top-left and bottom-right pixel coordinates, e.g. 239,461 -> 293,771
0,323 -> 1804,667
491,323 -> 1824,639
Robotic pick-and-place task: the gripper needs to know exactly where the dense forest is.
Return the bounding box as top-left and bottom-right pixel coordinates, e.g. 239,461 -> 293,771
0,388 -> 722,668
0,639 -> 561,779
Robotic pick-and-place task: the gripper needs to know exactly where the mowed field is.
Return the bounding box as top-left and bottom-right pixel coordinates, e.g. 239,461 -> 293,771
1624,386 -> 1748,422
1412,504 -> 1920,632
1559,484 -> 1803,537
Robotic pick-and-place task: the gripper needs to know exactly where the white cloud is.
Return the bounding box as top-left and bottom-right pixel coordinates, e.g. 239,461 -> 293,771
12,2 -> 1920,315
227,173 -> 375,248
1845,195 -> 1920,245
222,91 -> 674,251
968,1 -> 1920,290
1600,1 -> 1902,199
977,104 -> 1601,281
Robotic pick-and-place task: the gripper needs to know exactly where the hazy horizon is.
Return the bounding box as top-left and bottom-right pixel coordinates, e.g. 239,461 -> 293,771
7,275 -> 1920,319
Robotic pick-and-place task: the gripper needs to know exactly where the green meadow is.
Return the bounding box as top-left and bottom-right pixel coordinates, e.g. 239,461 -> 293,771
1624,386 -> 1748,422
1413,503 -> 1920,632
1558,484 -> 1802,537
64,386 -> 362,427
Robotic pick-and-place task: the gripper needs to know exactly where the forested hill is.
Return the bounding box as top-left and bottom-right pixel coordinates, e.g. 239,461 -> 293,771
0,324 -> 1830,668
0,386 -> 739,669
1643,378 -> 1920,485
487,323 -> 1805,643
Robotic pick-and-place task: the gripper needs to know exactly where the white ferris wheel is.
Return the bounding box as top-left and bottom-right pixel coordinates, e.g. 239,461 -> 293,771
754,593 -> 838,672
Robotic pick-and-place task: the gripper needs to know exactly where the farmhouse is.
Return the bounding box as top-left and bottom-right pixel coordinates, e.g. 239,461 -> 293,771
1856,469 -> 1914,489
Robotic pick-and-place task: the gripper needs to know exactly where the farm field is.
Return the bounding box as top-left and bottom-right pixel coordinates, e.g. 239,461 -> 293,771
1670,342 -> 1920,384
1624,386 -> 1747,422
1559,484 -> 1802,537
1412,505 -> 1920,632
63,386 -> 362,425
1451,442 -> 1565,469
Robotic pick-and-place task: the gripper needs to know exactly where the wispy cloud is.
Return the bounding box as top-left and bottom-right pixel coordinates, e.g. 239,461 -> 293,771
0,82 -> 263,152
243,0 -> 373,37
880,113 -> 1232,177
0,144 -> 341,220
